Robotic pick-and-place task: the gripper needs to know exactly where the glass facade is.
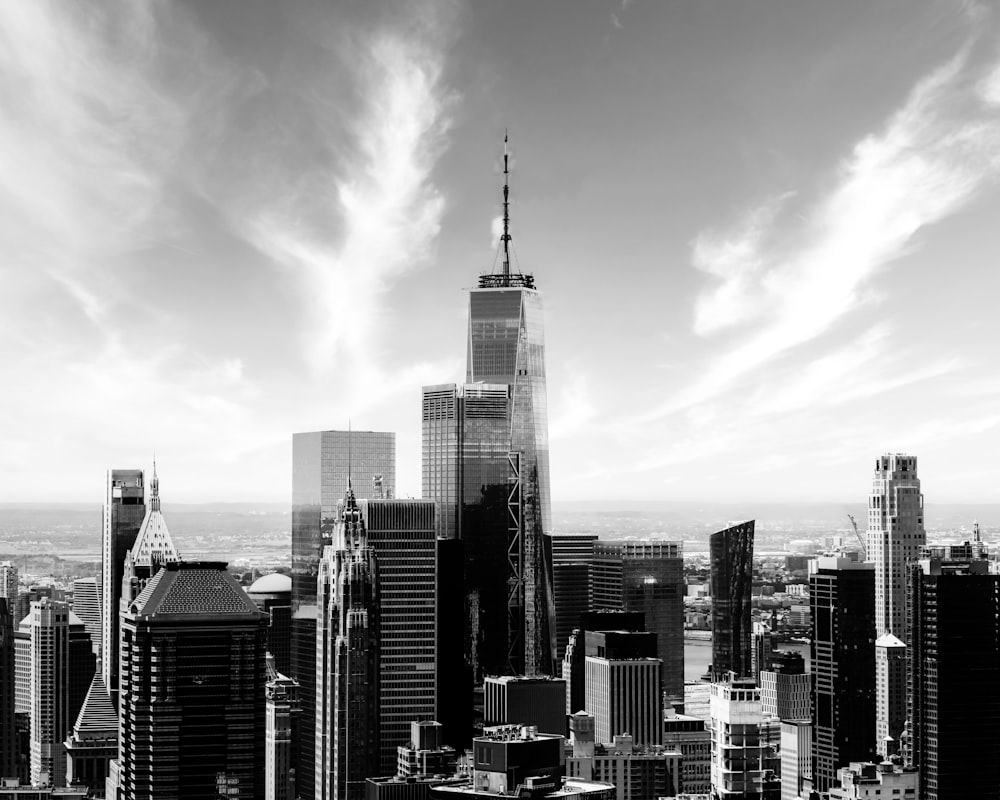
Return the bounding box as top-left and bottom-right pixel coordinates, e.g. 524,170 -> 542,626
709,521 -> 754,680
291,429 -> 395,800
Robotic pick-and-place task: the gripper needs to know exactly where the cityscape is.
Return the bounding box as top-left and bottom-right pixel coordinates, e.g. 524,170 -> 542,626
3,3 -> 1000,800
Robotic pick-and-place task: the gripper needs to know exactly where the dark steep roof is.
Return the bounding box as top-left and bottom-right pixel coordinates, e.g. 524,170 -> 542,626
131,562 -> 260,619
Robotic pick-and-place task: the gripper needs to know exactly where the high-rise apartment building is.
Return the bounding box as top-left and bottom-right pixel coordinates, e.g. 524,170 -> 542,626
709,521 -> 755,679
809,557 -> 875,793
29,599 -> 95,787
423,141 -> 556,687
592,540 -> 684,705
708,676 -> 780,799
292,429 -> 395,800
315,490 -> 380,800
866,454 -> 925,639
71,577 -> 102,656
108,561 -> 266,800
101,468 -> 146,708
0,598 -> 15,781
874,633 -> 905,758
779,720 -> 811,800
0,562 -> 17,603
750,621 -> 773,684
907,556 -> 1000,800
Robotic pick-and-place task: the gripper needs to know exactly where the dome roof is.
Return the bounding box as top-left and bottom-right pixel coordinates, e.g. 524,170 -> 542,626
248,572 -> 291,595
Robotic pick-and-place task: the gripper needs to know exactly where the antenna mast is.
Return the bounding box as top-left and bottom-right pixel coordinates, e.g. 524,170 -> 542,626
502,130 -> 511,282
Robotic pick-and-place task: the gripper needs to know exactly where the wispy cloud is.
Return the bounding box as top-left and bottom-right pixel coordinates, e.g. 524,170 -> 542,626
650,40 -> 1000,420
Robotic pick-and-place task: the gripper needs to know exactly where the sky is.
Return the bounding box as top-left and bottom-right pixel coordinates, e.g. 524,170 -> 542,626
2,0 -> 1000,505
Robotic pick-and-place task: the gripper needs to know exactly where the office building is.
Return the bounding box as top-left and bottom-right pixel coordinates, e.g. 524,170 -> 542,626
809,557 -> 875,793
266,657 -> 300,800
101,468 -> 146,708
108,561 -> 267,800
248,573 -> 293,677
828,761 -> 918,799
0,599 -> 15,781
866,454 -> 925,640
0,563 -> 17,603
709,521 -> 755,679
584,631 -> 662,747
484,676 -> 567,736
64,672 -> 117,794
70,578 -> 101,656
28,599 -> 95,787
779,720 -> 811,800
592,540 -> 684,705
874,634 -> 905,759
662,709 -> 711,795
292,429 -> 395,800
709,676 -> 780,799
551,535 -> 596,665
907,557 -> 1000,800
759,652 -> 810,722
429,725 -> 614,800
423,145 -> 556,685
563,611 -> 645,717
315,489 -> 380,800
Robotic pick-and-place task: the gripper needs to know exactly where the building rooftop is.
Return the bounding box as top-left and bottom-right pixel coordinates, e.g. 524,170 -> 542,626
131,562 -> 259,619
247,572 -> 292,595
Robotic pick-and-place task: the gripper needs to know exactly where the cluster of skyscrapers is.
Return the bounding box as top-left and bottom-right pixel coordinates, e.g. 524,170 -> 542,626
0,150 -> 998,800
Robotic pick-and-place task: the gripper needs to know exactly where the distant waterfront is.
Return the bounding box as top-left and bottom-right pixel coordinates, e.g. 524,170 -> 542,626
684,637 -> 810,682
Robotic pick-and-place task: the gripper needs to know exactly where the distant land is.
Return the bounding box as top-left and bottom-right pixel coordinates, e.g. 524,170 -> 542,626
0,501 -> 996,570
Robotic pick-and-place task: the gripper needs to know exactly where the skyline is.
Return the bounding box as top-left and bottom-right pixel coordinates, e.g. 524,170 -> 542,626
3,1 -> 1000,504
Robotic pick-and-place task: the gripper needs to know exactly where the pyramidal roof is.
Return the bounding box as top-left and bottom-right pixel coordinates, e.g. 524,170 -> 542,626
131,563 -> 259,619
130,463 -> 180,567
876,633 -> 906,648
72,672 -> 118,739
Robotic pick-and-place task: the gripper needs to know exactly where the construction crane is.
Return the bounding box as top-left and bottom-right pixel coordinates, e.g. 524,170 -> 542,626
847,514 -> 866,553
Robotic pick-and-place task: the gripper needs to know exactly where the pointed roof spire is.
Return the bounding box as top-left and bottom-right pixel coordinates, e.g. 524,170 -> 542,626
502,129 -> 511,281
347,420 -> 353,494
150,454 -> 160,513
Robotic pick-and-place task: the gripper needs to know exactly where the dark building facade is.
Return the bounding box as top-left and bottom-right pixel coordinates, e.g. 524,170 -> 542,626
591,540 -> 684,705
562,611 -> 645,717
291,429 -> 395,800
0,598 -> 15,781
247,573 -> 292,677
550,534 -> 597,665
709,520 -> 754,679
101,468 -> 146,708
907,557 -> 1000,800
810,557 -> 876,793
109,562 -> 267,800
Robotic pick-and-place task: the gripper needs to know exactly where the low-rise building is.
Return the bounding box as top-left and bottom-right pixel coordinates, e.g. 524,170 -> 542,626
827,761 -> 918,799
662,710 -> 710,795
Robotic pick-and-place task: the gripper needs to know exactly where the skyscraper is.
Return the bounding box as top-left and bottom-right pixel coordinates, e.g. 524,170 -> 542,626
584,631 -> 662,747
550,534 -> 597,664
907,556 -> 1000,800
874,634 -> 905,758
29,598 -> 95,787
809,557 -> 875,793
423,136 -> 556,684
292,429 -> 395,800
709,521 -> 754,679
0,561 -> 17,603
0,598 -> 15,781
866,454 -> 925,640
64,672 -> 118,794
592,540 -> 684,706
315,490 -> 380,800
708,676 -> 781,799
248,572 -> 293,678
109,561 -> 267,800
759,651 -> 810,722
101,468 -> 146,708
71,577 -> 102,656
266,657 -> 300,800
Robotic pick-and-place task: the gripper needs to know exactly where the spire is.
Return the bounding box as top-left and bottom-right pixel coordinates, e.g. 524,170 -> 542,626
347,420 -> 353,494
150,455 -> 160,513
502,129 -> 511,281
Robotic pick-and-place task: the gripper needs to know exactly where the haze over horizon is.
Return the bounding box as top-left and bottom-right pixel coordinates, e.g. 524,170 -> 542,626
3,1 -> 1000,505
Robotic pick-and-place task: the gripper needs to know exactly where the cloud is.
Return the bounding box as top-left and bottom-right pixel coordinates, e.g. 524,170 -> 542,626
649,40 -> 1000,421
240,18 -> 456,382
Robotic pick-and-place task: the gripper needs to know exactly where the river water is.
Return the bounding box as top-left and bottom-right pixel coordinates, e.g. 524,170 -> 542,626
684,640 -> 810,682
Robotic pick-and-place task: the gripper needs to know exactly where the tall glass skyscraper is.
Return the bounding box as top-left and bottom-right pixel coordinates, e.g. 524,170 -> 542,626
422,142 -> 556,683
709,520 -> 754,680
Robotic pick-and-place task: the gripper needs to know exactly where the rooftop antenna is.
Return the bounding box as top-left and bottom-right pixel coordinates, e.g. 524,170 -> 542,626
347,420 -> 352,495
150,453 -> 160,513
502,129 -> 511,284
